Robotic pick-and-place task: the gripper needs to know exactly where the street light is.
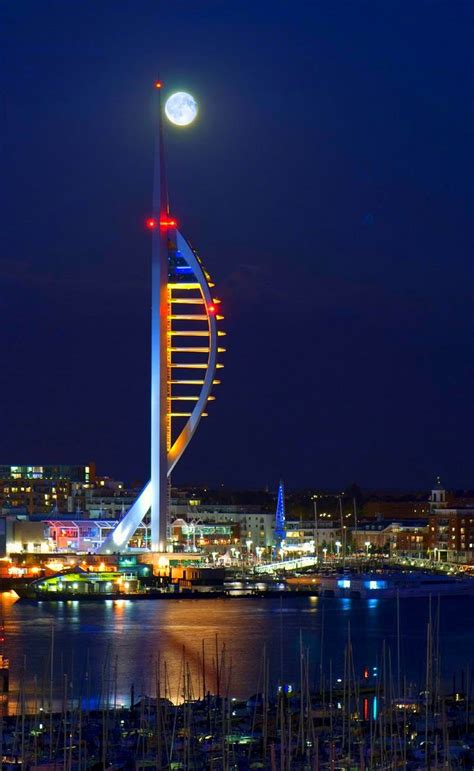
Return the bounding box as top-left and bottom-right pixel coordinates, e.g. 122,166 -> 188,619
322,547 -> 328,561
365,541 -> 371,557
311,494 -> 319,558
335,540 -> 342,557
246,540 -> 253,565
189,518 -> 202,551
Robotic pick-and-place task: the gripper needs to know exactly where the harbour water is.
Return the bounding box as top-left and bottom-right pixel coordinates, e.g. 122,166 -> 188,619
1,591 -> 473,709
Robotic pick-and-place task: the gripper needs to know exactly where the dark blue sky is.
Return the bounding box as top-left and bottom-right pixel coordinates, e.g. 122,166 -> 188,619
1,1 -> 472,490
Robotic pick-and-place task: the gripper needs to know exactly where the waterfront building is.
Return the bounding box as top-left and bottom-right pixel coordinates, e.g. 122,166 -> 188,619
0,463 -> 95,514
285,518 -> 340,554
0,490 -> 274,557
169,508 -> 274,554
362,479 -> 474,522
353,480 -> 474,562
170,518 -> 239,552
0,464 -> 95,483
170,500 -> 264,519
350,520 -> 395,554
81,486 -> 139,520
0,515 -> 48,555
45,519 -> 117,552
392,521 -> 429,556
428,480 -> 474,562
350,520 -> 428,557
0,515 -> 116,556
239,511 -> 274,550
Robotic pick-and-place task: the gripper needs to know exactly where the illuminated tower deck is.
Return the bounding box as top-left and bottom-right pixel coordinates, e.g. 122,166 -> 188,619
98,83 -> 224,553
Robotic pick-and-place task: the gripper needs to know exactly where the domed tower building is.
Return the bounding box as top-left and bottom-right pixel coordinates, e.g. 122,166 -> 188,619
429,476 -> 447,511
428,477 -> 474,563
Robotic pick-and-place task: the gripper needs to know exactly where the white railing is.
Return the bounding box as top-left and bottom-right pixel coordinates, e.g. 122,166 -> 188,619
254,556 -> 318,573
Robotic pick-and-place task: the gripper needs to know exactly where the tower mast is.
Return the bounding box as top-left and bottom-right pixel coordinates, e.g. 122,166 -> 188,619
150,81 -> 169,551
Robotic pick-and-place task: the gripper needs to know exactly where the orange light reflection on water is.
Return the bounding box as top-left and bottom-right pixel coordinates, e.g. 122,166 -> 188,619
0,596 -> 306,712
0,590 -> 19,606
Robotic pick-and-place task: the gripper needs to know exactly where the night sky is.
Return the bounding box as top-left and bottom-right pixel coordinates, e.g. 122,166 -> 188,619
1,1 -> 472,491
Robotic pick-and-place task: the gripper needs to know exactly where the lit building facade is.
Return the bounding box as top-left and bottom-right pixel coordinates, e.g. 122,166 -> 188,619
169,507 -> 274,553
81,487 -> 138,520
46,520 -> 117,552
351,520 -> 428,556
239,512 -> 274,550
393,522 -> 428,555
428,480 -> 474,562
170,519 -> 238,552
285,519 -> 340,554
0,464 -> 95,515
428,512 -> 474,561
0,516 -> 48,555
0,465 -> 95,483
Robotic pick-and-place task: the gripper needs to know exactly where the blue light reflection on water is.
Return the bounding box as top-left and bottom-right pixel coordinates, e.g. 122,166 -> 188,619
373,695 -> 378,720
0,593 -> 473,706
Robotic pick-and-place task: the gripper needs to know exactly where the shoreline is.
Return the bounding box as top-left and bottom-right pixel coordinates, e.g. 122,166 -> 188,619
10,585 -> 474,602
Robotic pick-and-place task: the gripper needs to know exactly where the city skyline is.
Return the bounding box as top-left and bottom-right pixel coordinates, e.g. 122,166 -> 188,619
1,1 -> 472,490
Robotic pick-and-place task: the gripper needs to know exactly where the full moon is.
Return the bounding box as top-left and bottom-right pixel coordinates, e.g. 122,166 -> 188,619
164,92 -> 198,126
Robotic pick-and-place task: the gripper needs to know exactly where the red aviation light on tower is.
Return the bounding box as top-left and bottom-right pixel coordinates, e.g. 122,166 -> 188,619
155,80 -> 163,89
160,217 -> 178,229
208,304 -> 216,315
146,216 -> 177,230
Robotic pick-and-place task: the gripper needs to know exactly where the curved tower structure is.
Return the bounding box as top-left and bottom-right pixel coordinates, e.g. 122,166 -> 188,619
98,83 -> 224,553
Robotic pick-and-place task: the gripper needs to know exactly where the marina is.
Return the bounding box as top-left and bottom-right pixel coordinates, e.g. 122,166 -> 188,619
0,684 -> 473,768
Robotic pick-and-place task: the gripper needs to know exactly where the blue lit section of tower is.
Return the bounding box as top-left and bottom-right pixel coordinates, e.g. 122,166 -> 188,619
97,82 -> 224,554
274,480 -> 286,545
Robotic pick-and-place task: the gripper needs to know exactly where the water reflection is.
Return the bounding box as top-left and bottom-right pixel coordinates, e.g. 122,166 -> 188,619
0,593 -> 472,714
